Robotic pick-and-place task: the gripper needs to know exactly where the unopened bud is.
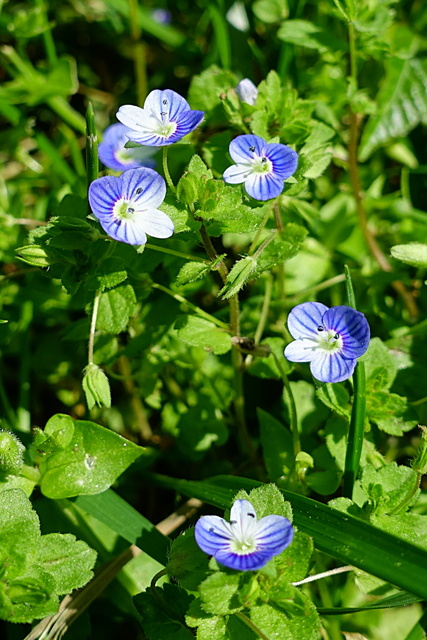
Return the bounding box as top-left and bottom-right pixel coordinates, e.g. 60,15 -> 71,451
176,173 -> 199,205
82,363 -> 111,410
0,430 -> 25,475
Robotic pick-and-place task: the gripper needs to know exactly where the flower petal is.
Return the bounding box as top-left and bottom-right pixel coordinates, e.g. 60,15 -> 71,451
287,302 -> 329,339
245,173 -> 284,200
229,135 -> 266,163
100,218 -> 147,246
215,548 -> 273,571
132,208 -> 174,239
284,337 -> 319,363
229,500 -> 258,540
116,105 -> 150,132
99,124 -> 156,171
120,168 -> 166,208
144,89 -> 189,121
266,143 -> 298,180
88,175 -> 123,218
223,163 -> 253,184
171,109 -> 205,141
310,351 -> 356,383
255,515 -> 294,555
323,306 -> 370,359
195,515 -> 233,556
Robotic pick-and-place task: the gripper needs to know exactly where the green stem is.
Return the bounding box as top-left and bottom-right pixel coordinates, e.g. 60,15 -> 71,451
17,300 -> 33,433
47,96 -> 86,134
85,102 -> 99,189
151,283 -> 228,329
150,568 -> 169,605
248,204 -> 274,255
252,230 -> 277,260
235,612 -> 270,640
128,0 -> 147,105
244,274 -> 273,369
343,267 -> 366,498
162,147 -> 176,193
36,0 -> 58,65
272,352 -> 300,456
88,291 -> 101,365
145,242 -> 210,263
388,472 -> 422,516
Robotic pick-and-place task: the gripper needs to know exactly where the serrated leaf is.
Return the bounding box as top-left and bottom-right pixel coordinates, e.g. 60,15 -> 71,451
254,224 -> 307,276
85,257 -> 128,291
134,586 -> 195,640
96,284 -> 136,334
174,315 -> 232,355
359,58 -> 427,160
315,383 -> 351,418
297,122 -> 335,179
188,65 -> 237,112
277,19 -> 340,52
257,408 -> 294,480
218,256 -> 258,299
199,572 -> 244,615
175,261 -> 211,286
250,594 -> 320,640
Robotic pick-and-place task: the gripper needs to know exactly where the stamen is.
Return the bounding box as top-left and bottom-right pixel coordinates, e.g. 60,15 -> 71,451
162,99 -> 168,105
261,157 -> 267,163
317,326 -> 324,332
247,513 -> 255,518
249,146 -> 255,152
136,188 -> 142,194
334,333 -> 339,340
230,520 -> 237,524
127,207 -> 135,214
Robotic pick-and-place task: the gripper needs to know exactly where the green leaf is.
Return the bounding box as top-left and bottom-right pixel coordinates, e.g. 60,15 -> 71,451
367,390 -> 417,436
175,261 -> 212,286
134,586 -> 195,640
253,0 -> 288,23
188,65 -> 237,112
234,482 -> 293,521
199,572 -> 245,615
359,58 -> 427,160
297,122 -> 335,179
315,383 -> 351,418
361,463 -> 418,516
34,533 -> 97,595
38,418 -> 145,498
85,257 -> 128,291
149,474 -> 427,601
96,284 -> 136,334
254,225 -> 308,276
218,256 -> 258,300
257,408 -> 294,480
278,19 -> 335,52
174,315 -> 232,355
250,594 -> 320,640
167,528 -> 210,590
0,489 -> 40,579
391,243 -> 427,268
275,531 -> 314,583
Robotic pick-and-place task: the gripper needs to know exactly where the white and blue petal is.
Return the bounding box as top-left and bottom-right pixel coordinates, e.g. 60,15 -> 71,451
229,135 -> 265,164
266,143 -> 298,180
88,175 -> 123,218
223,163 -> 253,184
215,547 -> 273,571
172,109 -> 205,141
284,337 -> 319,363
195,515 -> 233,556
310,351 -> 356,383
255,515 -> 294,555
98,124 -> 156,172
323,306 -> 370,359
287,302 -> 329,340
116,105 -> 152,133
133,209 -> 174,239
101,217 -> 148,246
120,168 -> 166,208
144,89 -> 189,121
229,500 -> 258,540
245,172 -> 284,200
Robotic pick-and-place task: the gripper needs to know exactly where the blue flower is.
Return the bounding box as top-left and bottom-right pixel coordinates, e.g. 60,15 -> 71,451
88,167 -> 173,245
223,134 -> 298,201
98,123 -> 157,172
284,302 -> 370,383
151,8 -> 172,24
235,79 -> 258,106
116,89 -> 204,147
195,499 -> 294,571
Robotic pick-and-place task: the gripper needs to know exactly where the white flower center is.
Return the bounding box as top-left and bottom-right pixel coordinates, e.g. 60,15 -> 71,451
113,198 -> 137,220
229,536 -> 257,555
115,149 -> 135,165
251,155 -> 272,174
316,327 -> 343,353
149,111 -> 177,139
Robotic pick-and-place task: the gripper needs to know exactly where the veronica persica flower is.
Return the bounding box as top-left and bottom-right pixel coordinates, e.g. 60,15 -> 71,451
223,134 -> 298,201
88,167 -> 173,245
195,499 -> 294,571
98,123 -> 156,172
235,78 -> 258,106
284,302 -> 370,383
116,89 -> 204,147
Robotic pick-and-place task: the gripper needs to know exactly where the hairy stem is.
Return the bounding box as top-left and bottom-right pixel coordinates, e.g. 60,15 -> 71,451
162,146 -> 176,193
235,612 -> 270,640
272,352 -> 300,456
88,291 -> 101,365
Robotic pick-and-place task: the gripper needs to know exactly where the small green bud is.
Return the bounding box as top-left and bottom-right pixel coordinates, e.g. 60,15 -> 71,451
295,451 -> 314,481
0,430 -> 25,475
82,364 -> 111,410
412,425 -> 427,474
391,243 -> 427,269
176,173 -> 199,205
15,244 -> 52,267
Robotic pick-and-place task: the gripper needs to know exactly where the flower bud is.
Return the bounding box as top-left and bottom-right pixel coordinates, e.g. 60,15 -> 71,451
15,244 -> 52,267
412,426 -> 427,475
82,364 -> 111,410
0,430 -> 25,475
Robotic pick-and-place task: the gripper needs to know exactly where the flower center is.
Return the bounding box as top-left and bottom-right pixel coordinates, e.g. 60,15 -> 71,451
229,536 -> 257,555
150,111 -> 178,139
115,148 -> 135,165
251,155 -> 272,174
113,199 -> 136,220
317,327 -> 343,353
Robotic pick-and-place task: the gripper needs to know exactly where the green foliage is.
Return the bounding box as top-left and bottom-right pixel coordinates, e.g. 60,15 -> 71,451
82,363 -> 112,410
0,489 -> 96,623
390,242 -> 427,268
174,315 -> 232,354
33,414 -> 145,498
